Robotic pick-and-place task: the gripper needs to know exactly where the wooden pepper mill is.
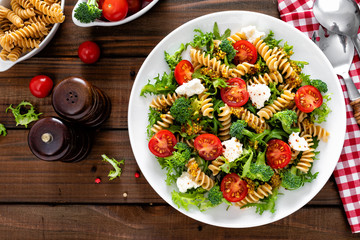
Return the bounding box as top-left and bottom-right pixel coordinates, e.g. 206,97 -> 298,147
51,76 -> 111,128
28,117 -> 92,162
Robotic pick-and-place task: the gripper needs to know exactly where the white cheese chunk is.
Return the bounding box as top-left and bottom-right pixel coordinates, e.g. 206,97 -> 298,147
176,172 -> 201,193
175,78 -> 205,97
288,132 -> 310,151
222,137 -> 243,162
240,25 -> 265,43
247,83 -> 271,109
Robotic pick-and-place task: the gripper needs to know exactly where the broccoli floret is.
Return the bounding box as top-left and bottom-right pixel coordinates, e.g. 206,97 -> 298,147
161,142 -> 192,185
281,166 -> 303,190
230,120 -> 255,140
301,75 -> 328,93
101,154 -> 125,180
309,79 -> 328,93
165,44 -> 186,71
229,120 -> 269,145
246,151 -> 274,182
207,185 -> 224,206
270,109 -> 299,134
74,0 -> 102,23
219,39 -> 236,63
170,97 -> 193,124
0,123 -> 6,136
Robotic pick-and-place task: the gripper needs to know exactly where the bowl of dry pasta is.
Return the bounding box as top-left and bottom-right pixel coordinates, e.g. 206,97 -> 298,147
0,0 -> 65,72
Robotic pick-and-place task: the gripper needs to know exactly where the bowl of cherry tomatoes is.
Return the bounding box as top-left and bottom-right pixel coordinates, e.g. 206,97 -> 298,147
72,0 -> 159,27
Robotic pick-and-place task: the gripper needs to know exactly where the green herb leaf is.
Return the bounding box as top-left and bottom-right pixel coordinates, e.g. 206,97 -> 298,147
0,123 -> 7,136
102,154 -> 125,180
6,101 -> 42,128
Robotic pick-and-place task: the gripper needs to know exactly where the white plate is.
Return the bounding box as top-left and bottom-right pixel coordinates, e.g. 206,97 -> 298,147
128,11 -> 346,228
71,0 -> 159,27
0,0 -> 65,72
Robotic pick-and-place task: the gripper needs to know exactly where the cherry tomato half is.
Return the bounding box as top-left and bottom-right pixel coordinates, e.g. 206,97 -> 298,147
78,41 -> 101,64
220,173 -> 248,202
232,40 -> 258,65
102,0 -> 128,22
174,60 -> 194,85
194,133 -> 222,161
220,78 -> 249,107
294,85 -> 323,113
29,75 -> 53,98
148,130 -> 177,158
266,139 -> 292,169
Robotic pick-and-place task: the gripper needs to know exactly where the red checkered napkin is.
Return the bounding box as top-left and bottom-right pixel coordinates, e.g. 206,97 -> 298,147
278,0 -> 360,233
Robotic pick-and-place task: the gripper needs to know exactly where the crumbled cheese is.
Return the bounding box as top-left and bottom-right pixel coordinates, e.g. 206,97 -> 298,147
175,78 -> 205,97
176,172 -> 201,193
288,132 -> 310,151
222,137 -> 243,162
247,83 -> 271,109
240,25 -> 265,43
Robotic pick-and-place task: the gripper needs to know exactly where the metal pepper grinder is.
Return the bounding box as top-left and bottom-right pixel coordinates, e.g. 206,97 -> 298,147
51,76 -> 111,128
28,117 -> 92,162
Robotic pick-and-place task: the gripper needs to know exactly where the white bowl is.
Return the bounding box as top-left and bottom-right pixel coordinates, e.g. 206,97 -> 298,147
0,0 -> 65,72
128,11 -> 346,228
71,0 -> 159,27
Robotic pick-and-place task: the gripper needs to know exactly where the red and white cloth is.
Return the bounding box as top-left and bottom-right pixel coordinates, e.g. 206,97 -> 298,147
278,0 -> 360,233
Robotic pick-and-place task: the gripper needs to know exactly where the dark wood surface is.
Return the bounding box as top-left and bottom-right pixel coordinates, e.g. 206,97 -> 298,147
0,0 -> 358,239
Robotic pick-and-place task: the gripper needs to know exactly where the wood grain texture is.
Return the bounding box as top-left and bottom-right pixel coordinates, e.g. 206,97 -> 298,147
0,205 -> 358,240
0,0 -> 355,238
0,130 -> 342,205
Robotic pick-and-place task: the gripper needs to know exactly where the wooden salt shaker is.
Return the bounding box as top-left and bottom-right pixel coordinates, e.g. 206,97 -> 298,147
52,76 -> 111,128
28,117 -> 92,162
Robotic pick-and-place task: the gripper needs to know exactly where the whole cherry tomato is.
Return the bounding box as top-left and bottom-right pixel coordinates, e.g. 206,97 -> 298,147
141,0 -> 153,8
29,75 -> 53,98
127,0 -> 141,15
78,41 -> 100,64
102,0 -> 128,21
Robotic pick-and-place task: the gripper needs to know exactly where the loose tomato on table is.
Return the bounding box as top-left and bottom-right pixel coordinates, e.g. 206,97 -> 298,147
148,130 -> 177,158
78,41 -> 101,64
29,75 -> 53,98
174,60 -> 194,85
266,139 -> 292,169
232,40 -> 258,65
102,0 -> 128,21
220,77 -> 249,107
194,133 -> 222,161
294,85 -> 323,113
220,173 -> 248,202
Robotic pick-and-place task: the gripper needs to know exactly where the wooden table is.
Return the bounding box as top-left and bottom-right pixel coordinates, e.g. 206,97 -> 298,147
0,0 -> 359,239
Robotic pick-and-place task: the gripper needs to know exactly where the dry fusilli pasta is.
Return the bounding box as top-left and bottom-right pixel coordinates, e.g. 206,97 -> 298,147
208,157 -> 226,176
231,106 -> 270,133
257,90 -> 295,120
296,134 -> 315,173
235,183 -> 273,208
149,93 -> 180,110
218,104 -> 231,141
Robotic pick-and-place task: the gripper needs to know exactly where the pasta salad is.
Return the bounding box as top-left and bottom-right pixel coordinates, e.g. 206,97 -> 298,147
140,23 -> 331,214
